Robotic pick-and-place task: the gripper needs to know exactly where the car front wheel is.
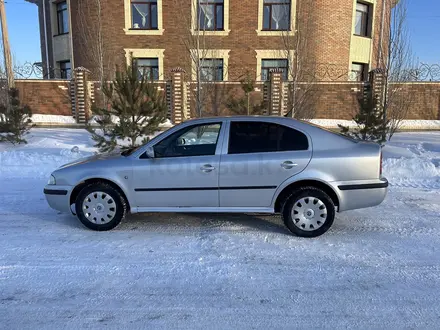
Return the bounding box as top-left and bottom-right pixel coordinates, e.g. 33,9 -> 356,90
75,183 -> 127,231
281,187 -> 335,238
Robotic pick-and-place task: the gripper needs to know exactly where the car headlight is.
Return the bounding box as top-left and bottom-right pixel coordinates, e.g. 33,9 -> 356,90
48,175 -> 56,185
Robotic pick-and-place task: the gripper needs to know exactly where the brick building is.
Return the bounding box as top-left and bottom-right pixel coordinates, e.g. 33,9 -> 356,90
27,0 -> 395,82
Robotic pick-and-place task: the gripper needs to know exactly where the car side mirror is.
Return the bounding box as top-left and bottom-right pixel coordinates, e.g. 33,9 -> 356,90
145,146 -> 155,159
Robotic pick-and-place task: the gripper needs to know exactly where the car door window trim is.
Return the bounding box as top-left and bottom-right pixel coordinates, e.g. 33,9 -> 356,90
141,122 -> 223,159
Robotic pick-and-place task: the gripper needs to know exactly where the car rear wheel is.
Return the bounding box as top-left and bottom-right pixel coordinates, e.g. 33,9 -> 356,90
75,183 -> 127,231
281,187 -> 335,237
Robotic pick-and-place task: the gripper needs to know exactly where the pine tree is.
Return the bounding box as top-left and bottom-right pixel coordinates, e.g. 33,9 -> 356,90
87,64 -> 168,152
339,90 -> 388,144
0,88 -> 34,145
226,72 -> 267,115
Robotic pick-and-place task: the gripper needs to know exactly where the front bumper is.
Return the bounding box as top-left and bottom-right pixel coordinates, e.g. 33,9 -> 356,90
333,178 -> 388,212
44,185 -> 73,213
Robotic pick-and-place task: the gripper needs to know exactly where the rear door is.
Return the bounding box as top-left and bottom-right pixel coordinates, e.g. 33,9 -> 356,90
219,120 -> 312,208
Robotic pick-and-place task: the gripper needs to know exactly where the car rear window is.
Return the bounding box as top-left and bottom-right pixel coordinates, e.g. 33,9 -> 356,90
228,121 -> 309,154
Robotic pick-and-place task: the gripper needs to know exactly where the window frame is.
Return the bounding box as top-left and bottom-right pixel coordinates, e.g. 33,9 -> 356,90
197,0 -> 224,31
354,1 -> 372,38
133,57 -> 159,81
59,60 -> 71,79
150,122 -> 224,159
56,1 -> 69,35
351,62 -> 369,81
125,49 -> 164,80
130,0 -> 158,30
261,59 -> 289,81
262,0 -> 291,31
200,58 -> 224,82
227,121 -> 309,155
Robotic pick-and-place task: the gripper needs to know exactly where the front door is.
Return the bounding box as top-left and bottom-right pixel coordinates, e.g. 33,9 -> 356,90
219,121 -> 312,208
133,122 -> 224,208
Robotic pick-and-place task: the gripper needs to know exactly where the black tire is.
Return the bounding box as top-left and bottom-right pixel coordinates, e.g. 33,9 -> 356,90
281,186 -> 335,238
75,183 -> 127,231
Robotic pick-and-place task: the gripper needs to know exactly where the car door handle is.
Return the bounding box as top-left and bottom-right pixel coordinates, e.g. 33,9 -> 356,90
281,161 -> 298,169
200,164 -> 216,173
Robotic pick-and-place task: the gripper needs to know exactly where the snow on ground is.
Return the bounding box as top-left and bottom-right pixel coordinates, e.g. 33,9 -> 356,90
31,114 -> 77,124
32,114 -> 174,128
311,118 -> 440,130
32,114 -> 440,131
1,129 -> 440,329
383,132 -> 440,189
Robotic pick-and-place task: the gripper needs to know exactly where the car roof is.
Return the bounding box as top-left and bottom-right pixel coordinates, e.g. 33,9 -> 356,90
183,115 -> 320,132
183,115 -> 300,124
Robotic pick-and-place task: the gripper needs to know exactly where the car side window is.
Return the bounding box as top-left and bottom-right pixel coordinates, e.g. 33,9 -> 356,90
228,121 -> 308,154
153,123 -> 222,158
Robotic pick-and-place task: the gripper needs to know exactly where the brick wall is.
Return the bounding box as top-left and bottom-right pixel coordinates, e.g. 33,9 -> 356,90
187,82 -> 266,118
312,83 -> 363,119
69,0 -> 387,82
309,82 -> 440,120
391,83 -> 440,120
13,78 -> 440,121
15,80 -> 71,115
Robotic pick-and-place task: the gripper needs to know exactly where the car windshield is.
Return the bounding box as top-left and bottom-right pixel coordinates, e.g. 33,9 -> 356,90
121,129 -> 171,156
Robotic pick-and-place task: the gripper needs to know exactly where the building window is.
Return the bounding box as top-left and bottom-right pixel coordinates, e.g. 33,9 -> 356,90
261,59 -> 288,81
263,0 -> 291,31
355,2 -> 371,37
56,1 -> 69,35
131,0 -> 158,29
351,63 -> 368,81
59,60 -> 71,79
198,0 -> 224,31
200,59 -> 224,81
133,58 -> 159,80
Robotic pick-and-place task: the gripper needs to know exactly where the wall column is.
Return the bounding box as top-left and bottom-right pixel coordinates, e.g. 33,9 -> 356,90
369,68 -> 386,113
268,69 -> 284,116
170,68 -> 187,124
72,67 -> 91,124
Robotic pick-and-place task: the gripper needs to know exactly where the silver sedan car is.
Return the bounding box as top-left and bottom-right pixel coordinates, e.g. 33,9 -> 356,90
44,116 -> 388,237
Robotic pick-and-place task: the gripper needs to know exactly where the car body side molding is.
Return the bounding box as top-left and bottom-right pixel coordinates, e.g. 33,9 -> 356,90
44,189 -> 68,195
134,186 -> 277,192
338,179 -> 388,191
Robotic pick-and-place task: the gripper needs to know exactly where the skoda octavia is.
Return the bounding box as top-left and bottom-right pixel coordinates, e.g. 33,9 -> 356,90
44,116 -> 388,237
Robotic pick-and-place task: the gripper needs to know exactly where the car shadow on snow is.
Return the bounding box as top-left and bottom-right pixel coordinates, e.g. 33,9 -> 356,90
121,212 -> 291,235
26,199 -> 290,235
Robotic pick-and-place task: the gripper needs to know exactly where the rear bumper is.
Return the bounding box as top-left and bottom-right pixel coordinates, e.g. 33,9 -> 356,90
334,178 -> 388,212
44,185 -> 72,213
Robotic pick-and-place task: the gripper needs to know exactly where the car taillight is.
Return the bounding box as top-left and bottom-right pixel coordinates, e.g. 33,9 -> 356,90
380,151 -> 383,176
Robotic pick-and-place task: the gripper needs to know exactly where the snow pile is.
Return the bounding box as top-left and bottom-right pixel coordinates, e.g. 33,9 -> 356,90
88,115 -> 173,128
30,116 -> 440,130
31,114 -> 76,124
383,157 -> 440,188
32,114 -> 174,129
0,129 -> 95,179
0,149 -> 87,179
382,132 -> 440,189
311,119 -> 440,130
